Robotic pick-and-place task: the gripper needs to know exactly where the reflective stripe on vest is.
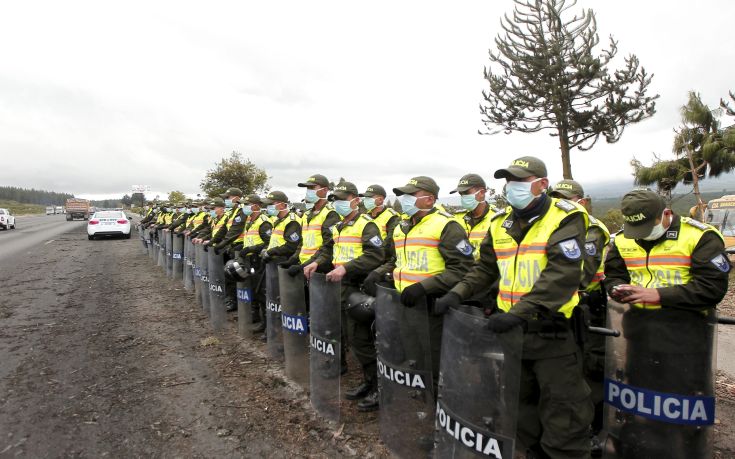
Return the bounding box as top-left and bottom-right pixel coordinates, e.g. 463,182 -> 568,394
299,203 -> 337,264
585,215 -> 611,292
268,212 -> 299,250
454,209 -> 492,261
332,214 -> 373,266
373,207 -> 398,239
393,211 -> 452,292
614,217 -> 720,309
243,214 -> 271,248
191,211 -> 207,228
491,198 -> 587,319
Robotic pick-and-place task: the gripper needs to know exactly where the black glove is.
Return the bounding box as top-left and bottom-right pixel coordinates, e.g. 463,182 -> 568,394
287,265 -> 302,277
213,246 -> 222,255
362,271 -> 382,297
433,292 -> 461,316
400,283 -> 426,308
485,313 -> 526,334
260,249 -> 271,263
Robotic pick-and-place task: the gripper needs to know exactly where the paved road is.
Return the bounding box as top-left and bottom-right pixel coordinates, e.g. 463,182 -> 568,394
0,214 -> 85,261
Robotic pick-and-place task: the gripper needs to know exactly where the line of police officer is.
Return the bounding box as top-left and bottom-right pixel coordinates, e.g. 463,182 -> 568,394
138,156 -> 731,459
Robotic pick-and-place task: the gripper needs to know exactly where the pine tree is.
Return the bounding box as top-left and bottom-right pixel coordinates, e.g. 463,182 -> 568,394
480,0 -> 658,179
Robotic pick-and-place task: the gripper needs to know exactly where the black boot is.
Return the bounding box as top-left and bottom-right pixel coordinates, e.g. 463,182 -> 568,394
225,297 -> 237,312
357,388 -> 379,412
345,381 -> 371,400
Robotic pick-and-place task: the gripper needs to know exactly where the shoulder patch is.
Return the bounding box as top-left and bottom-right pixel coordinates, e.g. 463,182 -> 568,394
584,242 -> 597,256
501,219 -> 513,229
491,207 -> 509,221
369,235 -> 383,247
455,239 -> 474,257
555,199 -> 576,212
265,229 -> 272,236
684,218 -> 710,231
711,254 -> 731,273
288,232 -> 300,242
234,215 -> 242,223
559,238 -> 582,260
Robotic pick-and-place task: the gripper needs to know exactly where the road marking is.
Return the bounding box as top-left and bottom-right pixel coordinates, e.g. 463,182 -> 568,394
44,239 -> 55,245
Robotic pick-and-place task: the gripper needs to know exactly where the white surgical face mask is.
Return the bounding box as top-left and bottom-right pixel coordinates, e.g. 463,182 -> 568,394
505,178 -> 543,209
642,211 -> 668,241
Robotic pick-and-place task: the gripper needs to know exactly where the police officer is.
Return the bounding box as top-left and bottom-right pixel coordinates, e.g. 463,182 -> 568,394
548,179 -> 609,451
303,181 -> 385,411
261,191 -> 301,262
187,202 -> 211,239
214,188 -> 246,311
359,184 -> 400,297
604,190 -> 730,457
451,173 -> 496,260
287,174 -> 340,269
436,157 -> 593,459
140,201 -> 156,226
236,194 -> 273,332
379,176 -> 474,385
196,198 -> 229,246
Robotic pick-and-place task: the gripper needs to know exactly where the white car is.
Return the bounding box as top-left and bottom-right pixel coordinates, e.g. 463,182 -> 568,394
87,210 -> 131,240
0,208 -> 15,230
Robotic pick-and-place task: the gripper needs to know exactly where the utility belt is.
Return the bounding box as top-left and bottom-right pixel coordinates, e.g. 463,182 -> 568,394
578,287 -> 607,315
525,312 -> 573,340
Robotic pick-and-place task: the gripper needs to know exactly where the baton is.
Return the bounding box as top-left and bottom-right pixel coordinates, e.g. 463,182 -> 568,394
718,316 -> 735,325
588,326 -> 620,337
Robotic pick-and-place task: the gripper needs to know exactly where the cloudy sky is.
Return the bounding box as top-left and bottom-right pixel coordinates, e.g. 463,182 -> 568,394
1,0 -> 733,202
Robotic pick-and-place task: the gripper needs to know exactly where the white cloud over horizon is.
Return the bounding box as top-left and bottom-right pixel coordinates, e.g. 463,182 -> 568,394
1,0 -> 734,203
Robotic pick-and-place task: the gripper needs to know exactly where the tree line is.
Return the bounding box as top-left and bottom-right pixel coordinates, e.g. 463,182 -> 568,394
0,186 -> 75,206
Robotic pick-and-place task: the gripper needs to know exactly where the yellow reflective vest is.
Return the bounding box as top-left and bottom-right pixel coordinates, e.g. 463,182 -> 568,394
298,203 -> 337,264
211,213 -> 228,235
243,214 -> 272,248
491,199 -> 587,318
332,214 -> 374,266
268,212 -> 299,250
613,217 -> 722,309
372,207 -> 399,239
454,207 -> 494,261
393,210 -> 454,292
163,212 -> 173,225
584,215 -> 610,292
191,211 -> 207,228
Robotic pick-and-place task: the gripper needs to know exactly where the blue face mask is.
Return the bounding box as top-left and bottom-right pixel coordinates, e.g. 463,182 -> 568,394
305,189 -> 319,203
334,199 -> 354,217
192,207 -> 199,213
224,199 -> 233,208
178,208 -> 185,213
506,179 -> 542,209
362,197 -> 376,211
242,205 -> 253,216
460,191 -> 481,211
266,205 -> 278,216
398,194 -> 420,217
209,210 -> 217,218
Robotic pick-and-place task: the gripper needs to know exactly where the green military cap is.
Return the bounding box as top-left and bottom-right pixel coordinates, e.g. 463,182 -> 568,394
331,181 -> 359,200
359,184 -> 387,198
393,176 -> 440,197
262,190 -> 289,204
221,187 -> 243,198
494,156 -> 547,179
210,197 -> 226,208
242,194 -> 263,205
297,174 -> 330,188
450,173 -> 486,194
621,189 -> 666,239
549,179 -> 584,199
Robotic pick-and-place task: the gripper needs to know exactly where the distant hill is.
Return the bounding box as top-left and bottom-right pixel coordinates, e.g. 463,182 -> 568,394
0,186 -> 74,206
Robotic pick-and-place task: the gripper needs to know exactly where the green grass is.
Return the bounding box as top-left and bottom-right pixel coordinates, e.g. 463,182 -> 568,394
0,200 -> 46,215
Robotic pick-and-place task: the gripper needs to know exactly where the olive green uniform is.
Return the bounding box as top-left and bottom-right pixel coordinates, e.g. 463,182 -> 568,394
264,214 -> 301,261
450,196 -> 593,459
214,206 -> 247,254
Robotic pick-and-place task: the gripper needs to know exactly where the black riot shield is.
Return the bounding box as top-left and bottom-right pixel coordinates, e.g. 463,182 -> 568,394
165,231 -> 174,278
193,243 -> 203,305
435,305 -> 523,459
309,272 -> 341,422
172,233 -> 184,281
157,229 -> 165,267
603,300 -> 716,459
146,228 -> 155,260
200,246 -> 211,316
237,276 -> 253,339
278,267 -> 309,389
139,225 -> 147,252
375,285 -> 435,456
208,249 -> 227,332
265,262 -> 285,361
183,237 -> 193,291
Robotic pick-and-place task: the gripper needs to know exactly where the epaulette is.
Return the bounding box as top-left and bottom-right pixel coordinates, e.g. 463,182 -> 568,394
588,215 -> 598,225
491,207 -> 509,221
385,207 -> 398,215
683,217 -> 711,232
289,213 -> 298,221
360,213 -> 374,221
555,199 -> 576,213
438,210 -> 453,219
260,214 -> 270,222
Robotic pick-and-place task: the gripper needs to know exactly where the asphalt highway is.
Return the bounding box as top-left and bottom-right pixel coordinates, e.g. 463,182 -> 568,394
0,214 -> 86,261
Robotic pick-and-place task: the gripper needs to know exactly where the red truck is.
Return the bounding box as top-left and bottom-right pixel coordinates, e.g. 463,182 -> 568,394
65,198 -> 91,221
